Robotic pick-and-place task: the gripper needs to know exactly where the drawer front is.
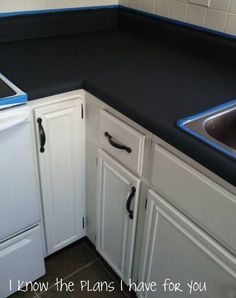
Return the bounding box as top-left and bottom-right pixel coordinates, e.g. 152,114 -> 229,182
0,226 -> 45,297
151,144 -> 236,254
100,110 -> 145,174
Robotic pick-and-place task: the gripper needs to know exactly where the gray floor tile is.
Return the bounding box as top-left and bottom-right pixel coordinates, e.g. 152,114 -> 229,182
8,289 -> 37,298
97,257 -> 136,297
9,238 -> 136,298
36,239 -> 96,291
83,239 -> 136,297
38,260 -> 129,298
82,239 -> 98,259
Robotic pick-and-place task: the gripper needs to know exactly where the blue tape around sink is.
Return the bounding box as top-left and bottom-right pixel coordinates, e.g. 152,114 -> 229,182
177,99 -> 236,160
0,94 -> 28,107
0,72 -> 28,108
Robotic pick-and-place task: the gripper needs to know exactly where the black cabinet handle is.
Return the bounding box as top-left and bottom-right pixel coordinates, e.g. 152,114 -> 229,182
104,132 -> 132,153
37,118 -> 46,153
126,187 -> 136,220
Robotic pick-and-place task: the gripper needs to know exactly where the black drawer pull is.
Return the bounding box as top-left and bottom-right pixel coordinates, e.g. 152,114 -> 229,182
104,132 -> 132,153
126,187 -> 136,220
37,118 -> 46,153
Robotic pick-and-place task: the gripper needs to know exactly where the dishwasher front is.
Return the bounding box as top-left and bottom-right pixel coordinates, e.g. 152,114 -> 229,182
0,105 -> 45,297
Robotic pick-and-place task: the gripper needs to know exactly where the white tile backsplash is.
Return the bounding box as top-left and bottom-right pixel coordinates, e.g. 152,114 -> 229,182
140,0 -> 155,13
121,0 -> 236,36
187,4 -> 207,26
155,0 -> 170,17
189,0 -> 210,7
226,12 -> 236,34
0,0 -> 118,13
205,8 -> 227,31
170,0 -> 188,21
229,0 -> 236,13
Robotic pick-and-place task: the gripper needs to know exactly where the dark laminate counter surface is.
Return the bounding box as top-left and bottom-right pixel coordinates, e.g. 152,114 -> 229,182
1,11 -> 236,186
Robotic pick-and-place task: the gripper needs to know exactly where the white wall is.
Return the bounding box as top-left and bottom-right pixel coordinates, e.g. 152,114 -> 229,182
0,0 -> 117,13
119,0 -> 236,35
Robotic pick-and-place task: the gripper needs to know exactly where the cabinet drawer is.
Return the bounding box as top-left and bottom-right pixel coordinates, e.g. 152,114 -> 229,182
0,226 -> 45,297
99,110 -> 145,174
151,144 -> 236,254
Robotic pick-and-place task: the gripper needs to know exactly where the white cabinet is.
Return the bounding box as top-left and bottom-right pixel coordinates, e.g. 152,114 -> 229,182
151,144 -> 236,255
34,98 -> 85,255
138,190 -> 236,298
99,110 -> 145,175
96,149 -> 140,284
84,92 -> 236,297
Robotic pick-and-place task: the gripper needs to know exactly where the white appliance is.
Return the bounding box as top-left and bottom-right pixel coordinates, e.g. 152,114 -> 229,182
0,106 -> 45,298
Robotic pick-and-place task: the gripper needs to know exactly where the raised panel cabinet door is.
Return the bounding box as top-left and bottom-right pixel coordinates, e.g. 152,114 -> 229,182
138,190 -> 236,298
97,149 -> 141,284
34,98 -> 85,255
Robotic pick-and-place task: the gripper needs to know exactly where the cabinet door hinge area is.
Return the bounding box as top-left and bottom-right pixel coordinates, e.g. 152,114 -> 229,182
145,198 -> 148,210
81,103 -> 84,119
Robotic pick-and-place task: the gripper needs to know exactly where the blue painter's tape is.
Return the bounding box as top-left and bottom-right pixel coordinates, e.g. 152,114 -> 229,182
119,6 -> 236,41
1,4 -> 235,40
177,99 -> 236,126
0,72 -> 28,108
0,5 -> 119,18
0,93 -> 28,106
177,99 -> 236,160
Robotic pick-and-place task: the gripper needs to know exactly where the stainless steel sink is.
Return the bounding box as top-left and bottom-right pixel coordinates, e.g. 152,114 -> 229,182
0,73 -> 27,110
177,100 -> 236,159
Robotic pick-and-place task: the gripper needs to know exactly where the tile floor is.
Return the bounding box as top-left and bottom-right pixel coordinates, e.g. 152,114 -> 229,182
9,237 -> 136,298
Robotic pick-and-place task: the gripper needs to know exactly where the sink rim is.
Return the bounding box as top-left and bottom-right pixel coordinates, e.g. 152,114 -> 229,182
177,99 -> 236,160
0,72 -> 27,110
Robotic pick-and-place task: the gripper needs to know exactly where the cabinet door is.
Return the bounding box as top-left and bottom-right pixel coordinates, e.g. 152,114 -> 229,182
97,150 -> 140,284
138,190 -> 236,298
34,99 -> 85,255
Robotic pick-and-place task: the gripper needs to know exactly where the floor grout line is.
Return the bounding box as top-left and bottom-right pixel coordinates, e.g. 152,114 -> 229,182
82,238 -> 98,259
37,258 -> 98,296
33,239 -> 134,297
83,238 -> 133,298
37,242 -> 99,297
97,258 -> 131,298
63,258 -> 99,282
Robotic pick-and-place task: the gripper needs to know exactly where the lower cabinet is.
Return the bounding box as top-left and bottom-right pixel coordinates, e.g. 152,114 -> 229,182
96,149 -> 140,284
34,98 -> 85,255
138,190 -> 236,298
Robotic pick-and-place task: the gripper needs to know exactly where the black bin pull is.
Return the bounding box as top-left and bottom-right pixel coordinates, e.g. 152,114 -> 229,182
37,118 -> 46,153
126,186 -> 136,220
104,132 -> 132,153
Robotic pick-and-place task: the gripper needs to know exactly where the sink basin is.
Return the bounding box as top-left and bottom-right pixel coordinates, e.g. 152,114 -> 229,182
0,73 -> 27,110
177,100 -> 236,159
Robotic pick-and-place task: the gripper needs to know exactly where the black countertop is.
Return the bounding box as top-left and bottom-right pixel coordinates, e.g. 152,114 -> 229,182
1,8 -> 236,186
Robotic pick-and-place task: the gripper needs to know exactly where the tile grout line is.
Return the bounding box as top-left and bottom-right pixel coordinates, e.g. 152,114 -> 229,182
83,239 -> 132,298
37,258 -> 98,296
36,239 -> 131,297
37,242 -> 99,297
62,258 -> 99,282
97,258 -> 132,298
82,238 -> 99,259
